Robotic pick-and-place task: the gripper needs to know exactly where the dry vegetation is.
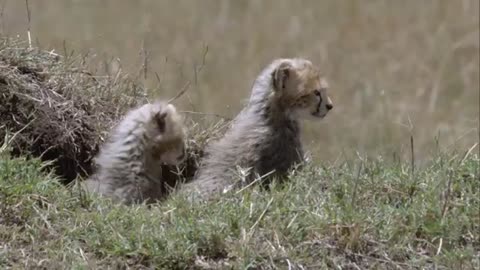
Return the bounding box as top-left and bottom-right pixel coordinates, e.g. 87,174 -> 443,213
0,38 -> 146,182
2,0 -> 478,162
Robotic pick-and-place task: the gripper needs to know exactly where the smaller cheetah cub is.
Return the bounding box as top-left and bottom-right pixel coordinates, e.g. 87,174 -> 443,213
83,101 -> 186,204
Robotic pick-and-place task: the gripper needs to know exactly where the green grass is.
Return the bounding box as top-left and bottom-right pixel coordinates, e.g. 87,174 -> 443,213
1,145 -> 478,269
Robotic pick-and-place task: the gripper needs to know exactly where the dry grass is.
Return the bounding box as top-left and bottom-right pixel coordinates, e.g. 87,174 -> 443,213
1,0 -> 478,163
0,37 -> 148,182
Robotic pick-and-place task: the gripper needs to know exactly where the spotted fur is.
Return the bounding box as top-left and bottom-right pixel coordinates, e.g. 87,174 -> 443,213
180,58 -> 332,200
83,101 -> 186,204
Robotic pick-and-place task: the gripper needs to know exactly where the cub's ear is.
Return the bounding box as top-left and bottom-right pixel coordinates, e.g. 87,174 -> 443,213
154,110 -> 168,133
272,61 -> 292,91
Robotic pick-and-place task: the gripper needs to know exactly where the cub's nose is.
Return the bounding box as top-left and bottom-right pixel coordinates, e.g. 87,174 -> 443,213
326,103 -> 333,111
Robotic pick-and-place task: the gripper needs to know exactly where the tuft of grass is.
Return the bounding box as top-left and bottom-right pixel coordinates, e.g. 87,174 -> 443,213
1,145 -> 478,269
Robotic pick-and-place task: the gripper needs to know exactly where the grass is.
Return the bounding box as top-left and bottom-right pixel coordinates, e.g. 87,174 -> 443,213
1,143 -> 478,269
0,1 -> 478,269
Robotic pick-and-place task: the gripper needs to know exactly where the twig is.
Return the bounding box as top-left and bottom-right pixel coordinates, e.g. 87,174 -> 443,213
154,71 -> 162,87
141,38 -> 149,81
408,134 -> 418,201
31,204 -> 52,230
441,170 -> 453,221
168,45 -> 208,103
248,197 -> 274,238
286,259 -> 293,270
169,80 -> 191,102
436,238 -> 443,256
432,170 -> 453,257
235,170 -> 276,194
410,135 -> 415,178
351,162 -> 363,209
62,40 -> 68,59
0,119 -> 34,152
25,0 -> 32,48
153,56 -> 167,89
0,0 -> 7,34
163,207 -> 176,215
444,128 -> 477,151
286,213 -> 298,229
460,142 -> 478,165
179,110 -> 231,120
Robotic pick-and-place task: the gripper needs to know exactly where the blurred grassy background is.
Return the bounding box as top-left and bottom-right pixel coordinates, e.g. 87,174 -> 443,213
1,0 -> 478,163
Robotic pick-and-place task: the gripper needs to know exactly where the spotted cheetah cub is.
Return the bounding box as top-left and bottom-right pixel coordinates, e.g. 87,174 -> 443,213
83,101 -> 186,204
180,58 -> 333,200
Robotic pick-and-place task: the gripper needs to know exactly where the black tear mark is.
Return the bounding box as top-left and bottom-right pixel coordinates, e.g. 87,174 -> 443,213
316,94 -> 323,113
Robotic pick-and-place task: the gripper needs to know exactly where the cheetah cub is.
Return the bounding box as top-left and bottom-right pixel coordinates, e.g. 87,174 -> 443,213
83,101 -> 186,204
180,58 -> 333,201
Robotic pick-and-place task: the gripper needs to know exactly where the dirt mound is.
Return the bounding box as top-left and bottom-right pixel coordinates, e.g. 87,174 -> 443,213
0,38 -> 145,182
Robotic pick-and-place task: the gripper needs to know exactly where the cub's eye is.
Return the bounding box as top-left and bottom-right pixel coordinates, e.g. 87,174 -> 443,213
313,89 -> 321,96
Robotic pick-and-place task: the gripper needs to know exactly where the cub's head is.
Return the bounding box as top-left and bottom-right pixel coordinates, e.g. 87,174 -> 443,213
271,58 -> 333,120
147,102 -> 186,165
